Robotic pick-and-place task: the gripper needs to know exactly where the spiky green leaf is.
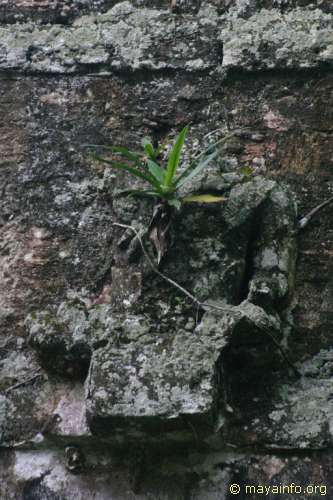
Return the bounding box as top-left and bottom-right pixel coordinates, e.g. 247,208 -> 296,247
87,144 -> 141,164
147,159 -> 165,184
164,125 -> 189,187
142,137 -> 157,160
91,155 -> 162,191
115,189 -> 161,199
175,151 -> 217,188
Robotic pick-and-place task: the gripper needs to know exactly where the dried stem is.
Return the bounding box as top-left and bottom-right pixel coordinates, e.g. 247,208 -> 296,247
5,371 -> 43,395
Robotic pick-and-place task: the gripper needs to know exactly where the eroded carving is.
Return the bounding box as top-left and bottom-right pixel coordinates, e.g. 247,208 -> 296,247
26,172 -> 297,442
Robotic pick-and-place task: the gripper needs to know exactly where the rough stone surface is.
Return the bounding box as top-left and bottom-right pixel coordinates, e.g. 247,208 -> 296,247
0,0 -> 333,497
220,348 -> 333,450
1,448 -> 332,499
222,8 -> 333,71
86,303 -> 281,437
0,4 -> 332,74
0,3 -> 221,73
22,175 -> 296,440
268,348 -> 333,448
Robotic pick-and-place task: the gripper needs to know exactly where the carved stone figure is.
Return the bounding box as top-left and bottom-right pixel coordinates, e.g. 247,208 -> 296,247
27,172 -> 297,442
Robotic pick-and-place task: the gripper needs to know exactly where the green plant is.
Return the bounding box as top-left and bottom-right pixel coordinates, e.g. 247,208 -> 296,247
89,126 -> 226,210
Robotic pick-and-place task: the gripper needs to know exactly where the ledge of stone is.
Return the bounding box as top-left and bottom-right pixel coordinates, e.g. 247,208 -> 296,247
222,8 -> 333,71
0,3 -> 332,74
0,2 -> 220,74
85,303 -> 281,438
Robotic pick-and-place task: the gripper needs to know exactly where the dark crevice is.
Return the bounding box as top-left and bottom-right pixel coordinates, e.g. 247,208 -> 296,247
1,63 -> 333,81
222,65 -> 333,84
218,40 -> 224,66
151,123 -> 173,144
93,267 -> 113,296
237,216 -> 262,304
30,338 -> 92,382
0,64 -> 218,80
26,46 -> 39,63
22,471 -> 57,500
214,347 -> 233,417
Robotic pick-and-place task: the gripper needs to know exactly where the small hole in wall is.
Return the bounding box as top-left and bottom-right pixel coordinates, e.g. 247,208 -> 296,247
150,123 -> 172,149
36,344 -> 92,383
219,342 -> 281,419
63,356 -> 91,382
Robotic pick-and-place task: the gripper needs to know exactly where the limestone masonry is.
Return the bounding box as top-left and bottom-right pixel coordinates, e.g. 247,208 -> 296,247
0,1 -> 332,498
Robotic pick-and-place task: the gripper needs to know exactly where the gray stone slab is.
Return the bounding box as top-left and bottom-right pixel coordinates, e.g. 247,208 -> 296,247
85,303 -> 281,437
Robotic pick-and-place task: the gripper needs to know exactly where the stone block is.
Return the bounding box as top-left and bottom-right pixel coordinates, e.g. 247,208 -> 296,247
85,303 -> 281,438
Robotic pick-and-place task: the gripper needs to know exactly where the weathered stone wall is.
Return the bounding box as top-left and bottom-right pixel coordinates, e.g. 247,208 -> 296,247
0,1 -> 332,498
